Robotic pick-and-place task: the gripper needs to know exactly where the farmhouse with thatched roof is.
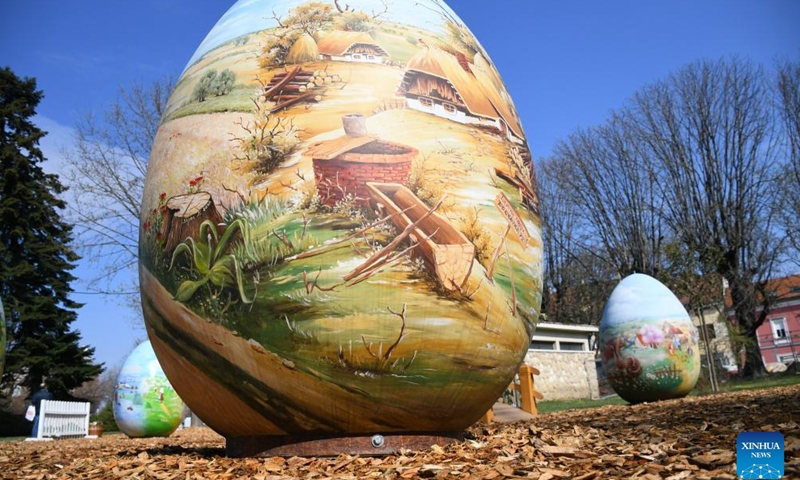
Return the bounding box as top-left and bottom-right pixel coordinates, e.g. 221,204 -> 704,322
317,31 -> 388,64
397,46 -> 525,144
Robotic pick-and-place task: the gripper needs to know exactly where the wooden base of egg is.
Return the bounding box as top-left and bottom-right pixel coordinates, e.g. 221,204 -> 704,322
139,0 -> 542,455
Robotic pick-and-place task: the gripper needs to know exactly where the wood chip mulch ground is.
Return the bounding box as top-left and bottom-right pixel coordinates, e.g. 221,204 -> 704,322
2,384 -> 798,479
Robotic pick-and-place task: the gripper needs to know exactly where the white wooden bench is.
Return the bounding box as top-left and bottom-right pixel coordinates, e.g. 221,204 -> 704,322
35,399 -> 91,439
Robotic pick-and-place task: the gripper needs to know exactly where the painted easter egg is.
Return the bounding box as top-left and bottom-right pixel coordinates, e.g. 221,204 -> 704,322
139,0 -> 542,454
113,341 -> 184,437
599,274 -> 700,403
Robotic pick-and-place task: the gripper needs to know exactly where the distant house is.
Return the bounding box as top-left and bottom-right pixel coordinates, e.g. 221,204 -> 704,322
317,31 -> 388,64
690,305 -> 739,376
752,275 -> 800,366
397,46 -> 525,145
690,274 -> 800,374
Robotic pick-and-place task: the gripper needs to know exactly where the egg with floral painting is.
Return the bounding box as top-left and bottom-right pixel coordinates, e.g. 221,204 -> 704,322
599,274 -> 700,403
139,0 -> 542,454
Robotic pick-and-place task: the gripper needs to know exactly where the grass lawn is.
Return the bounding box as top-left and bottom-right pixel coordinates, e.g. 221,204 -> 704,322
0,430 -> 126,443
535,371 -> 800,415
0,436 -> 27,443
536,395 -> 628,414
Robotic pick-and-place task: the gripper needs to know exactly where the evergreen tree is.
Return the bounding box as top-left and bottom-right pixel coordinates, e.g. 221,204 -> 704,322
0,67 -> 103,399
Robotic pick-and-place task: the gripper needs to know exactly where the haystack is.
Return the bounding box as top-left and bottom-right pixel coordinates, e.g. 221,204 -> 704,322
286,33 -> 318,64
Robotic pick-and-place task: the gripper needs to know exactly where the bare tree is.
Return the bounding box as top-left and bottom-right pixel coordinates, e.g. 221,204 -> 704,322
550,111 -> 666,278
536,157 -> 616,325
776,58 -> 800,262
70,361 -> 122,412
61,77 -> 174,307
633,58 -> 783,377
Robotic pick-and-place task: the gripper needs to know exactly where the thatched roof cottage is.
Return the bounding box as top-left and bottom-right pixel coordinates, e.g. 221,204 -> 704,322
397,46 -> 525,144
317,31 -> 388,64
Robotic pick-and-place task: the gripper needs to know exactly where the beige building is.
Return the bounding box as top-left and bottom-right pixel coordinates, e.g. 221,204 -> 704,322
522,323 -> 600,400
690,306 -> 739,376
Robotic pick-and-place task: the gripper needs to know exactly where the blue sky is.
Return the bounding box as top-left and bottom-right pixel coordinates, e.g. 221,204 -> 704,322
1,0 -> 799,370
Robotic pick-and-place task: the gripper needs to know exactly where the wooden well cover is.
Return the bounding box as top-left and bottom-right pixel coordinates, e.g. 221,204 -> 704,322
139,0 -> 543,454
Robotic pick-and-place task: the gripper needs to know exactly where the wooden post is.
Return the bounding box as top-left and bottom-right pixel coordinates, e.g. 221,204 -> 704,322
485,224 -> 510,279
518,364 -> 542,415
479,408 -> 494,423
504,244 -> 517,317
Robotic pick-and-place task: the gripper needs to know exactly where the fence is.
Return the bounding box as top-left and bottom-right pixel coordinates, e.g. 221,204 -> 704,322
36,400 -> 91,439
758,331 -> 800,366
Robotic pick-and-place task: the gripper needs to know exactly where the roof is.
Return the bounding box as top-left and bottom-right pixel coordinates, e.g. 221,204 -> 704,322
402,46 -> 525,140
304,134 -> 377,160
750,274 -> 800,307
471,64 -> 525,140
316,31 -> 387,57
762,274 -> 800,299
713,274 -> 800,311
535,322 -> 599,333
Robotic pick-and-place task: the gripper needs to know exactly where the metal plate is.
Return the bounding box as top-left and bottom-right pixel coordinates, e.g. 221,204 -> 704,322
226,432 -> 462,457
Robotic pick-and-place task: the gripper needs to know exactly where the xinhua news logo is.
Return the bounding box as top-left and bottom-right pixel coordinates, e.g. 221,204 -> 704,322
737,431 -> 784,479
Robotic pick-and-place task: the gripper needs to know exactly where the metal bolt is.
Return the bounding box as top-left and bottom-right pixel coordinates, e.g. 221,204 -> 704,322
371,434 -> 385,448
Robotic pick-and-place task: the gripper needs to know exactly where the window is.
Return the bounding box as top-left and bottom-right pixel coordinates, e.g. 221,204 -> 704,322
352,54 -> 363,60
418,97 -> 434,109
367,55 -> 375,60
699,324 -> 716,341
442,102 -> 457,114
560,342 -> 585,351
770,317 -> 788,342
530,340 -> 555,350
778,353 -> 799,364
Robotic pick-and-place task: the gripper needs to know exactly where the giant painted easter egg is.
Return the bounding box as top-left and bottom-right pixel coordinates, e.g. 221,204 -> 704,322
599,274 -> 700,403
113,341 -> 183,438
139,0 -> 542,453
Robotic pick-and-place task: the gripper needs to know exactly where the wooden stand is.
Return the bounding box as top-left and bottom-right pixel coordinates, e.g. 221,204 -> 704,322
517,364 -> 543,415
481,363 -> 543,422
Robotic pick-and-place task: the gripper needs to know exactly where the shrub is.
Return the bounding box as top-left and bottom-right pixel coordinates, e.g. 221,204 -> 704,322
90,401 -> 119,432
191,69 -> 218,102
0,410 -> 31,437
213,69 -> 236,96
191,69 -> 236,102
230,96 -> 299,175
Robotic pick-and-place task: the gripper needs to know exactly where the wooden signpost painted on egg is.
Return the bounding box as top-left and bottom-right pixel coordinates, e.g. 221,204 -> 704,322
486,192 -> 530,279
487,192 -> 530,318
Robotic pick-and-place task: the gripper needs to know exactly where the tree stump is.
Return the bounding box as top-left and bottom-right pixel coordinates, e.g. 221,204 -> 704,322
161,192 -> 224,253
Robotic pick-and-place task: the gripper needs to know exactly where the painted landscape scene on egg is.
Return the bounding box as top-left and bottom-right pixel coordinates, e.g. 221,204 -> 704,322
600,317 -> 700,402
139,0 -> 542,436
114,341 -> 183,438
599,274 -> 700,403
